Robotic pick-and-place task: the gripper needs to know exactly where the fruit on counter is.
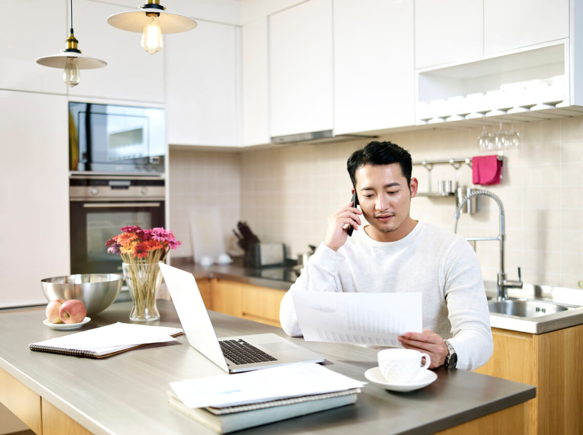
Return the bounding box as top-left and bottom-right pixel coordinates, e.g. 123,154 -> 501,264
59,300 -> 87,324
46,299 -> 66,324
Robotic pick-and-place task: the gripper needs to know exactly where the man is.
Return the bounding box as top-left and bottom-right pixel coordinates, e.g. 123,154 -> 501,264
280,141 -> 493,371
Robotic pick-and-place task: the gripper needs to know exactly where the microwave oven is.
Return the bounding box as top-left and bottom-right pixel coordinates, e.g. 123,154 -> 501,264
69,102 -> 166,174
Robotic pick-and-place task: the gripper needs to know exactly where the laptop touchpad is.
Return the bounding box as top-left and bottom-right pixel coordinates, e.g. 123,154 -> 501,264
261,342 -> 298,352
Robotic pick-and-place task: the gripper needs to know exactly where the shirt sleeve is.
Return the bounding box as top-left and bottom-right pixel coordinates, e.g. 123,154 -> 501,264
279,243 -> 346,337
442,237 -> 493,371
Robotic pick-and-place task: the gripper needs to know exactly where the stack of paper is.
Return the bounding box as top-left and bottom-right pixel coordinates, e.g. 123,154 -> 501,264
29,322 -> 183,358
168,363 -> 365,433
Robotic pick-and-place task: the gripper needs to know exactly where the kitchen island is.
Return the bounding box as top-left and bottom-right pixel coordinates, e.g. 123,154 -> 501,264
0,301 -> 534,435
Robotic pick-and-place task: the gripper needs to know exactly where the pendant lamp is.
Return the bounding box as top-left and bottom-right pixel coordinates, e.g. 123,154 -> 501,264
36,0 -> 107,88
107,0 -> 197,55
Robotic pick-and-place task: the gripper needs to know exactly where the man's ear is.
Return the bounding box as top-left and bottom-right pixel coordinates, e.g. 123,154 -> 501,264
410,178 -> 419,198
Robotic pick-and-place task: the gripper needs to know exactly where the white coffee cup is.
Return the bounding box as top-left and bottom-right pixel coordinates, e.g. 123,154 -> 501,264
378,349 -> 431,384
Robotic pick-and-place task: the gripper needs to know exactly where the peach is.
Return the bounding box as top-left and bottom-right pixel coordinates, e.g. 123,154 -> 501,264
46,299 -> 66,324
59,300 -> 87,324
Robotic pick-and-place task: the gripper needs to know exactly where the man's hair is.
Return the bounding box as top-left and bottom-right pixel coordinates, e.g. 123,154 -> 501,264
347,141 -> 413,187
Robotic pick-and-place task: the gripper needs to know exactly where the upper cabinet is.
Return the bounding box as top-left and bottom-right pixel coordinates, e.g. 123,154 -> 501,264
68,0 -> 164,103
333,0 -> 414,135
0,0 -> 68,94
166,20 -> 241,147
242,18 -> 270,146
415,0 -> 483,69
269,0 -> 333,138
484,0 -> 569,55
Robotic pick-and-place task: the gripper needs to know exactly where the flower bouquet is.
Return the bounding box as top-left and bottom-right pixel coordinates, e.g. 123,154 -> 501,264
106,226 -> 181,321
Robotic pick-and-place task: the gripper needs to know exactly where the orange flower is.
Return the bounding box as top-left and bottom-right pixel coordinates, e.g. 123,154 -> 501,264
145,240 -> 164,251
117,233 -> 138,246
134,242 -> 150,259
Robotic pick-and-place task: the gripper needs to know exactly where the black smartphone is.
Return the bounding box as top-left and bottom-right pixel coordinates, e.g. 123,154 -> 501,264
347,190 -> 359,237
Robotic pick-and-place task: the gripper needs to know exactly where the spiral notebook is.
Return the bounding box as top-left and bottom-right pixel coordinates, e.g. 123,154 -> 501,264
29,322 -> 183,358
167,389 -> 360,434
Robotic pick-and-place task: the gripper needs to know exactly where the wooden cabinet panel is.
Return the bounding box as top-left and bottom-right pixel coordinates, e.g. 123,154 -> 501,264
42,397 -> 93,435
0,368 -> 42,435
241,285 -> 286,327
434,402 -> 526,435
212,280 -> 243,317
211,280 -> 286,327
196,278 -> 214,309
476,324 -> 583,435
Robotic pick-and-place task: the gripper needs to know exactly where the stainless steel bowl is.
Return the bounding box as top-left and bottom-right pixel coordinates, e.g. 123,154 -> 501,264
41,274 -> 123,316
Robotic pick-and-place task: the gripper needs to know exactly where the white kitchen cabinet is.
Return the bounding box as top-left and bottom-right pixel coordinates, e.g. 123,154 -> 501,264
484,0 -> 569,55
269,0 -> 333,138
242,18 -> 270,146
333,0 -> 414,134
415,0 -> 483,69
67,0 -> 165,104
166,20 -> 241,146
0,91 -> 69,308
0,0 -> 67,95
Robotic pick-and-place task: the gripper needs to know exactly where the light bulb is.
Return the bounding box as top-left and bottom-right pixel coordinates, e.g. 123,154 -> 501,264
63,57 -> 80,88
141,14 -> 163,55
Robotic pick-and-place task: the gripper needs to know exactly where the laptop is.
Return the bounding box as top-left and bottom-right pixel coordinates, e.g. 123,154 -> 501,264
159,263 -> 325,374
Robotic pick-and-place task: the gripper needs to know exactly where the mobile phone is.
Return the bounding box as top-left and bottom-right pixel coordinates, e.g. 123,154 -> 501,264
347,190 -> 359,237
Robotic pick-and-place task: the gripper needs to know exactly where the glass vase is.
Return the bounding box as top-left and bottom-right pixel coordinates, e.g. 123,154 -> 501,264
122,262 -> 162,322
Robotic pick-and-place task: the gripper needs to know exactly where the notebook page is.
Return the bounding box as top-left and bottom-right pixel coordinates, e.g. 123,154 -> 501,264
31,322 -> 183,350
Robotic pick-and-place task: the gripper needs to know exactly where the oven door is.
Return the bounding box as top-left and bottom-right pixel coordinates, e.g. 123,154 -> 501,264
70,201 -> 165,274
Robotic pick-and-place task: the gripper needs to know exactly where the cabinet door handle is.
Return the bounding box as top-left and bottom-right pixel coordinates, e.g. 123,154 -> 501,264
83,202 -> 161,208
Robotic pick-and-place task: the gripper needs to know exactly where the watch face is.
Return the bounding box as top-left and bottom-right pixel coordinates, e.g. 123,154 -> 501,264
449,353 -> 458,368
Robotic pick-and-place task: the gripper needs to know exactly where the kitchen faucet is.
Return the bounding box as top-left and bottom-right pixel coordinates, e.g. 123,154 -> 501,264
454,190 -> 523,301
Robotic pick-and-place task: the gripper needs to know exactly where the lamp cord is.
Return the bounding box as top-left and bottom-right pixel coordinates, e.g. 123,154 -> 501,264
70,0 -> 74,34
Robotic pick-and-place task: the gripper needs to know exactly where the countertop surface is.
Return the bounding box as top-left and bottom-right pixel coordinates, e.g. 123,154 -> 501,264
0,301 -> 535,435
170,257 -> 297,290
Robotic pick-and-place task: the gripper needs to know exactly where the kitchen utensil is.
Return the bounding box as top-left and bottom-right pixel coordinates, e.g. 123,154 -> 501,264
41,274 -> 122,316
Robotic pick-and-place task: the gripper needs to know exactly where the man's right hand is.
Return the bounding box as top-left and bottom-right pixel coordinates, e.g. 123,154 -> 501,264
323,201 -> 363,252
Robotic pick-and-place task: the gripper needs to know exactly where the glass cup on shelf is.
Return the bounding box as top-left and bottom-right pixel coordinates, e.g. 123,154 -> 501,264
477,125 -> 493,153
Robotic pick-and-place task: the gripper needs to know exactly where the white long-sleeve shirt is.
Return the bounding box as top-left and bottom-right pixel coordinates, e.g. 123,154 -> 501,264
280,221 -> 493,371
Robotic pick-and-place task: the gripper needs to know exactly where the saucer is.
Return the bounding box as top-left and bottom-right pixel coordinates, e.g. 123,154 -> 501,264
364,367 -> 437,392
43,317 -> 91,330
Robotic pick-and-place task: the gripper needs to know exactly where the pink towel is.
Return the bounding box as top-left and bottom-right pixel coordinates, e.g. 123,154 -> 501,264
472,155 -> 501,185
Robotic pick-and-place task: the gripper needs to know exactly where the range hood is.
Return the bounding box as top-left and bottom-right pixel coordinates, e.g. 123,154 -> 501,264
271,130 -> 378,145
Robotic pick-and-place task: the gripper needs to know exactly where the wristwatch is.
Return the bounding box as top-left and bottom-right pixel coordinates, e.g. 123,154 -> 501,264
444,340 -> 457,369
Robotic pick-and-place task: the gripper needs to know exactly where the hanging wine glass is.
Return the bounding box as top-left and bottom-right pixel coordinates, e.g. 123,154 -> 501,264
506,124 -> 521,148
494,122 -> 508,150
477,125 -> 493,153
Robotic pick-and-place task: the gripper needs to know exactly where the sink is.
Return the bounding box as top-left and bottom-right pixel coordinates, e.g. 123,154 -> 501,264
488,300 -> 570,317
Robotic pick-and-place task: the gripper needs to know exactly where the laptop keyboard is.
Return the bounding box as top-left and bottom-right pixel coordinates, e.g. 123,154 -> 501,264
219,339 -> 278,365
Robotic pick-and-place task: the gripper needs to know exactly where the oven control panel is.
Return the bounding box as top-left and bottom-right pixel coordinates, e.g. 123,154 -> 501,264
69,176 -> 165,201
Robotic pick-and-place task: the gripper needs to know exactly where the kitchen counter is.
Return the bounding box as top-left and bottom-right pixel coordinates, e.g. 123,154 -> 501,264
170,257 -> 296,291
0,301 -> 535,435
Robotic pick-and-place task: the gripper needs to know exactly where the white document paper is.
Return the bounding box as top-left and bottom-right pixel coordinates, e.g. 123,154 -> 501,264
32,322 -> 183,350
170,363 -> 365,409
293,292 -> 422,347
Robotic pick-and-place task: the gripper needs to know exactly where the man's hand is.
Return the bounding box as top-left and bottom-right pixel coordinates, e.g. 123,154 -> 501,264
323,201 -> 363,252
398,329 -> 448,369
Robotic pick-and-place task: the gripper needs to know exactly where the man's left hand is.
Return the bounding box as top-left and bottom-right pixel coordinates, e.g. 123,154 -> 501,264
398,329 -> 448,369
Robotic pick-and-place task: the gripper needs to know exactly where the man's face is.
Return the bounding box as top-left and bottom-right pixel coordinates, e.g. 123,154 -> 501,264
354,163 -> 418,239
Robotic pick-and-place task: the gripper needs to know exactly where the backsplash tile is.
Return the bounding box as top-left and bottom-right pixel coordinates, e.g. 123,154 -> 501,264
168,116 -> 583,289
238,116 -> 583,289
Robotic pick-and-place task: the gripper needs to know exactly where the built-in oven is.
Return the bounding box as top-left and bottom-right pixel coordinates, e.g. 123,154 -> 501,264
70,175 -> 165,275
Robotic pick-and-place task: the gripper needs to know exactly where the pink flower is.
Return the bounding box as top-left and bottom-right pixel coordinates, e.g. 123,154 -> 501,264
105,238 -> 116,247
120,225 -> 141,233
135,229 -> 153,241
107,243 -> 121,255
